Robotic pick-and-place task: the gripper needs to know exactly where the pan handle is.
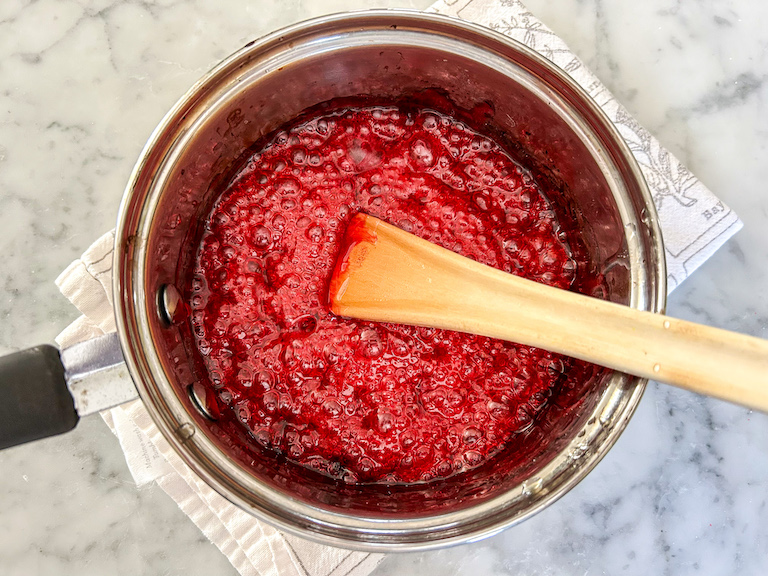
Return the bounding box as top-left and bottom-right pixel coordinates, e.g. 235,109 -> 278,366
0,345 -> 78,449
0,332 -> 139,450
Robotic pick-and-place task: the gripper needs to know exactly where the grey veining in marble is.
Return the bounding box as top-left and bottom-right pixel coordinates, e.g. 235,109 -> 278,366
1,1 -> 766,575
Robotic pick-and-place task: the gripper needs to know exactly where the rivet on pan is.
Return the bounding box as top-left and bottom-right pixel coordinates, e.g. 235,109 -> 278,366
158,284 -> 183,326
521,477 -> 543,496
188,381 -> 216,420
176,422 -> 196,442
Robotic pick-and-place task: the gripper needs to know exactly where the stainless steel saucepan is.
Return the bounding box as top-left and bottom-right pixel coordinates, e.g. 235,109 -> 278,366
0,11 -> 664,550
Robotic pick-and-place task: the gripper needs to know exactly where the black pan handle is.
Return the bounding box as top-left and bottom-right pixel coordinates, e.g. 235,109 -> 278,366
0,345 -> 79,450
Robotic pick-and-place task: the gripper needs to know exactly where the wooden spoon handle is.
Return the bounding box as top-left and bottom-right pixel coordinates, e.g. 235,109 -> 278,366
330,214 -> 768,411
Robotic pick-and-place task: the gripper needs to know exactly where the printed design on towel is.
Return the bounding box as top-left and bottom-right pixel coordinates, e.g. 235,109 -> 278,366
429,0 -> 742,289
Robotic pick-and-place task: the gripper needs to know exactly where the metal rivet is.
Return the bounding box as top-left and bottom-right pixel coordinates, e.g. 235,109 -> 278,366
188,381 -> 216,420
176,422 -> 196,442
521,477 -> 543,496
158,284 -> 183,326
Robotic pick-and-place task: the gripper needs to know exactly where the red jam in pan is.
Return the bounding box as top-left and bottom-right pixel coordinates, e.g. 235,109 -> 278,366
189,102 -> 601,484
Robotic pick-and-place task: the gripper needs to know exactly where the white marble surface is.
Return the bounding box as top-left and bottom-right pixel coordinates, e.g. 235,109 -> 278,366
0,0 -> 766,574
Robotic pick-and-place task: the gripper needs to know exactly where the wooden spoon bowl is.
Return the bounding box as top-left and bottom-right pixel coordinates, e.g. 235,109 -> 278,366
330,213 -> 768,412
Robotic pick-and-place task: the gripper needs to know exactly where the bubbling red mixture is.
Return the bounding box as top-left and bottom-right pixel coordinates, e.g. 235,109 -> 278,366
190,104 -> 594,484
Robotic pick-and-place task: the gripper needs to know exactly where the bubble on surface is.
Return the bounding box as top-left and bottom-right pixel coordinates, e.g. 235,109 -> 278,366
236,402 -> 251,423
255,370 -> 274,391
462,450 -> 483,466
292,148 -> 307,164
409,139 -> 435,167
262,391 -> 278,413
218,390 -> 233,405
276,177 -> 299,195
422,113 -> 439,130
462,426 -> 483,446
322,399 -> 342,417
358,327 -> 384,359
252,226 -> 271,248
306,225 -> 324,242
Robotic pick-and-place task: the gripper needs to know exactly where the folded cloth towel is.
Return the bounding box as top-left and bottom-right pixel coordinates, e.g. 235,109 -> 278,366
54,1 -> 742,575
56,228 -> 383,576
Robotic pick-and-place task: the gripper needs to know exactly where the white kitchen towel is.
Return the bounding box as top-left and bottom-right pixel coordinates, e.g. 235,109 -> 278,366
54,1 -> 742,576
55,229 -> 383,576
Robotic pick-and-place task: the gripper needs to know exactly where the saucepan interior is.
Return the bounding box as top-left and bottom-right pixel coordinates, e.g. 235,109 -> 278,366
113,11 -> 665,549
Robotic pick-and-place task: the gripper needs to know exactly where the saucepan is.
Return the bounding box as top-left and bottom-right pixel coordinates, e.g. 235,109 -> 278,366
0,11 -> 664,549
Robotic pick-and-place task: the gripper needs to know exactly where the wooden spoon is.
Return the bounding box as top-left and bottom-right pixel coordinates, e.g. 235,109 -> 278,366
329,213 -> 768,412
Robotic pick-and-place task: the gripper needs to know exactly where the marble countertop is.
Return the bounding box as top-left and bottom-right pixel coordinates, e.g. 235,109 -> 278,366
1,0 -> 766,574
